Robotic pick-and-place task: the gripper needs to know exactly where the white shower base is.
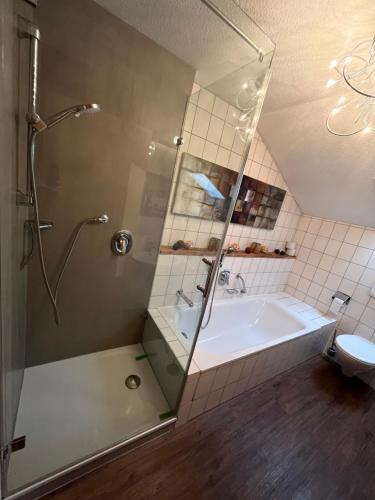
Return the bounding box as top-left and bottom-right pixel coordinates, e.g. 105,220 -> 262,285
7,344 -> 170,492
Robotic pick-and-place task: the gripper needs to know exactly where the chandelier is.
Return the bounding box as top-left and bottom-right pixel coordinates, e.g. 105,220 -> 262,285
326,36 -> 375,136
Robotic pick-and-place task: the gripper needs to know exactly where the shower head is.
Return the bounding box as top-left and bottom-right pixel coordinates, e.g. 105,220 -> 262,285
45,103 -> 101,128
87,214 -> 109,224
73,103 -> 101,117
27,103 -> 101,132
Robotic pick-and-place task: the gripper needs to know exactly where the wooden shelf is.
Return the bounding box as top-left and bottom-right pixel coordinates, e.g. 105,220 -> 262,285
160,246 -> 295,259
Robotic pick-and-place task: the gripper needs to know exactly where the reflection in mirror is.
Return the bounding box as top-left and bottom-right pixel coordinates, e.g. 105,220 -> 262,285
172,153 -> 238,221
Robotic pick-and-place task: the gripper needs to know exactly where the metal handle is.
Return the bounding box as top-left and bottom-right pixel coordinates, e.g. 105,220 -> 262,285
26,219 -> 53,231
196,258 -> 215,297
218,270 -> 230,286
111,230 -> 133,256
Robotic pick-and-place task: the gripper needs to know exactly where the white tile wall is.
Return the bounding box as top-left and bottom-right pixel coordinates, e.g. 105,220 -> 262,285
150,254 -> 294,308
286,215 -> 375,348
163,127 -> 301,252
152,83 -> 301,307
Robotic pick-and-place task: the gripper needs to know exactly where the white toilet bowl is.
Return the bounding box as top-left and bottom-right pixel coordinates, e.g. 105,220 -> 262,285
335,334 -> 375,377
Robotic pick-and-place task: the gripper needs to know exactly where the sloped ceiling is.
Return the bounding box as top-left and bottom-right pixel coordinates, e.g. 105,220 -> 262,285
94,0 -> 272,89
236,0 -> 375,227
95,0 -> 375,226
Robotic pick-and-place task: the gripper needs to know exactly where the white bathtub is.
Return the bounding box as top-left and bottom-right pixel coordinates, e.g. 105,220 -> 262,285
149,293 -> 335,424
176,296 -> 314,368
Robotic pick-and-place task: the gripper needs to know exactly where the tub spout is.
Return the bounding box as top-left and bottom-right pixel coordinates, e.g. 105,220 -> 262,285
236,273 -> 247,294
177,289 -> 194,307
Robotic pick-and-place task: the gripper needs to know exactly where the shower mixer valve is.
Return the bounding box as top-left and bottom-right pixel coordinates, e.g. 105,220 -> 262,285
111,230 -> 133,256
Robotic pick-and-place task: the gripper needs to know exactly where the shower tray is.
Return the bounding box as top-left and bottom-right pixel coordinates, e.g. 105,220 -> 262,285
7,344 -> 170,492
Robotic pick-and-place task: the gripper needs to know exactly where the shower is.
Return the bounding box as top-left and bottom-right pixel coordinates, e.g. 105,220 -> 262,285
27,103 -> 101,131
27,103 -> 103,325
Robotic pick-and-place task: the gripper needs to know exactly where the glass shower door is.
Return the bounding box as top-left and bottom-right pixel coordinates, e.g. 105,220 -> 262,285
0,0 -> 275,497
0,0 -> 30,495
146,0 -> 275,415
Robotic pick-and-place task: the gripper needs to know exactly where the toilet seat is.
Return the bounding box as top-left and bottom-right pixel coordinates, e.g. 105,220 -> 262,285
336,334 -> 375,366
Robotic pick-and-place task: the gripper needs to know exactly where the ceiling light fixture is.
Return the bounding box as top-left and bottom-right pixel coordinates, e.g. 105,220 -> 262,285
326,36 -> 375,136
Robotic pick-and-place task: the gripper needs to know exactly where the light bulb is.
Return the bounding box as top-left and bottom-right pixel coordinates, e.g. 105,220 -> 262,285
363,126 -> 371,134
329,59 -> 338,69
331,107 -> 341,115
344,56 -> 352,65
326,79 -> 337,88
337,96 -> 346,105
242,82 -> 248,90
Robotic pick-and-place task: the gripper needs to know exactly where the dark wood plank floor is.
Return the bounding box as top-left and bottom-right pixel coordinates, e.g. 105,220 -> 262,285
47,357 -> 375,500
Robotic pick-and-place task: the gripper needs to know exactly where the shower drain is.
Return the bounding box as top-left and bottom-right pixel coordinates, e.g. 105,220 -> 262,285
125,374 -> 141,390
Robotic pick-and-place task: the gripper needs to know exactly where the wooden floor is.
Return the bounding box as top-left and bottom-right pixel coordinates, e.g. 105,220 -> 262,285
47,357 -> 375,500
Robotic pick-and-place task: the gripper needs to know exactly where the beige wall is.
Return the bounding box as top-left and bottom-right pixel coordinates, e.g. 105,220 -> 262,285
26,0 -> 194,366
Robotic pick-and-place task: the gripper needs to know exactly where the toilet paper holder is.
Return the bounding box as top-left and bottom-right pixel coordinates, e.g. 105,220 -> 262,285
331,291 -> 351,305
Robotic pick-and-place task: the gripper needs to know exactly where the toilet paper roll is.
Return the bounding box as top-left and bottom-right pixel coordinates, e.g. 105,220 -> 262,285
329,297 -> 345,315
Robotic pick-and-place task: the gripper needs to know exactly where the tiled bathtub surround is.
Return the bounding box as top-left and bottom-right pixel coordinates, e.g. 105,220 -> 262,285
286,215 -> 375,343
152,83 -> 301,306
285,215 -> 375,388
147,307 -> 191,370
215,255 -> 294,300
151,254 -> 294,308
175,293 -> 334,425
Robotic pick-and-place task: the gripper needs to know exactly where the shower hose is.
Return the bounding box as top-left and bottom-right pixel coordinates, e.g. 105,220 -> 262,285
29,132 -> 96,325
200,262 -> 220,330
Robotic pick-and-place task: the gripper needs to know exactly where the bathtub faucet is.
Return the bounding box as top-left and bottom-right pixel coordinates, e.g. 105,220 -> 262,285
236,273 -> 247,294
177,289 -> 194,307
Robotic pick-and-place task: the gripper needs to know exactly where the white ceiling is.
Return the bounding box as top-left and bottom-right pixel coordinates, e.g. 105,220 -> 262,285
236,0 -> 375,227
95,0 -> 375,227
94,0 -> 273,90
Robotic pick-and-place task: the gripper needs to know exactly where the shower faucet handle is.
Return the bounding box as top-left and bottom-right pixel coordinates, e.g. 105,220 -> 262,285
26,219 -> 53,231
111,230 -> 133,256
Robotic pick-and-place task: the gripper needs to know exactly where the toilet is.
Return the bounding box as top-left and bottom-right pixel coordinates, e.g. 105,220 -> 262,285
335,334 -> 375,377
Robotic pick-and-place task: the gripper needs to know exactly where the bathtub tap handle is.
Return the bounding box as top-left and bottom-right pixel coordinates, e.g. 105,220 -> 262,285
236,273 -> 247,294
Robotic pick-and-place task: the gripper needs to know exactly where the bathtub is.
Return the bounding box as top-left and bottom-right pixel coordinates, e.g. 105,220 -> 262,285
148,292 -> 335,425
176,295 -> 315,369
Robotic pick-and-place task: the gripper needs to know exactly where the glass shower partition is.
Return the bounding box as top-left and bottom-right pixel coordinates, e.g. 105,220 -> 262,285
0,0 -> 275,498
144,0 -> 275,422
